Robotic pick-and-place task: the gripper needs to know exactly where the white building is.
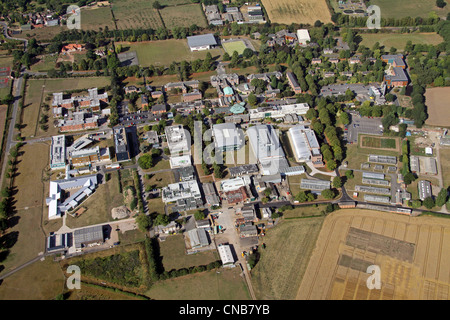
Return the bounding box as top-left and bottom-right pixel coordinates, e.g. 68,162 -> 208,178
248,103 -> 310,121
220,175 -> 251,192
247,124 -> 289,175
165,125 -> 191,155
161,180 -> 201,203
187,34 -> 218,51
169,155 -> 192,169
212,122 -> 244,151
50,135 -> 66,170
297,29 -> 311,45
218,244 -> 235,267
46,174 -> 98,219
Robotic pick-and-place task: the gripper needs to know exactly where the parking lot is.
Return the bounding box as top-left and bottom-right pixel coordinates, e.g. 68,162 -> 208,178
346,115 -> 383,144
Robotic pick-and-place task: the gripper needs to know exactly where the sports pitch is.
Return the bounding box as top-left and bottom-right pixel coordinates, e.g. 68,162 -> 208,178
222,40 -> 248,55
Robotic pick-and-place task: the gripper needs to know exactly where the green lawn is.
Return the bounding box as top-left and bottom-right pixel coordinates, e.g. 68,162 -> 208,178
360,33 -> 443,51
30,54 -> 58,72
222,40 -> 248,55
66,171 -> 125,229
361,136 -> 397,149
370,0 -> 450,19
121,40 -> 223,67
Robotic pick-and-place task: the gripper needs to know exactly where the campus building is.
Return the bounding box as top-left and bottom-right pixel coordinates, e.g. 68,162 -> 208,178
288,125 -> 324,167
69,146 -> 111,167
212,123 -> 244,151
247,124 -> 289,175
46,174 -> 98,219
248,103 -> 309,121
113,126 -> 131,162
50,135 -> 66,170
165,125 -> 191,155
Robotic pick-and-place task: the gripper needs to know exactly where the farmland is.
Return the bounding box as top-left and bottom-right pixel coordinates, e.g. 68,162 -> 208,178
360,33 -> 444,51
159,4 -> 207,29
261,0 -> 332,25
424,87 -> 450,127
250,217 -> 325,299
369,0 -> 450,19
111,0 -> 164,30
297,209 -> 450,300
120,40 -> 223,67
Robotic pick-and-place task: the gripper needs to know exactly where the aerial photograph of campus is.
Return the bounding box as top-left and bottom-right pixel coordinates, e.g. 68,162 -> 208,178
0,0 -> 449,306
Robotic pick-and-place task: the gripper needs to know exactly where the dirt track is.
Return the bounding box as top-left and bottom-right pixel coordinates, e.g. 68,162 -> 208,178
297,209 -> 450,300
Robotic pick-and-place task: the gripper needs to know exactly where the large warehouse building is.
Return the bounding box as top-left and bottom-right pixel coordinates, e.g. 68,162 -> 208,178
187,34 -> 218,51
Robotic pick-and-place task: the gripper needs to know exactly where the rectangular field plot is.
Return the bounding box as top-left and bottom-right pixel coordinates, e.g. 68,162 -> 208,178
361,136 -> 397,149
222,41 -> 248,55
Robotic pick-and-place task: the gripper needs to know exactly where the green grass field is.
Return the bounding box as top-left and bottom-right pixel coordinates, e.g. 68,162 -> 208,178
158,235 -> 219,271
121,40 -> 223,67
222,40 -> 248,55
0,54 -> 13,100
160,4 -> 207,29
30,54 -> 58,72
145,268 -> 250,300
65,171 -> 125,229
0,258 -> 65,299
361,136 -> 397,149
360,33 -> 444,51
370,0 -> 450,19
80,6 -> 116,31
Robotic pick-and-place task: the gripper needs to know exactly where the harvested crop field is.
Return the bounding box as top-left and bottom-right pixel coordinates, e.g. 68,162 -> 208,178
261,0 -> 332,25
425,87 -> 450,127
297,209 -> 450,300
250,217 -> 325,299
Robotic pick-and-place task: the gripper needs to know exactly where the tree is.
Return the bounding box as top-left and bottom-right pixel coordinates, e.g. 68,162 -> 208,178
138,154 -> 154,169
423,197 -> 435,209
247,93 -> 258,106
194,210 -> 205,220
345,170 -> 354,180
410,199 -> 422,209
136,213 -> 152,232
243,48 -> 254,59
154,213 -> 170,226
333,176 -> 343,189
321,189 -> 336,199
436,0 -> 446,8
153,1 -> 162,9
435,188 -> 448,207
